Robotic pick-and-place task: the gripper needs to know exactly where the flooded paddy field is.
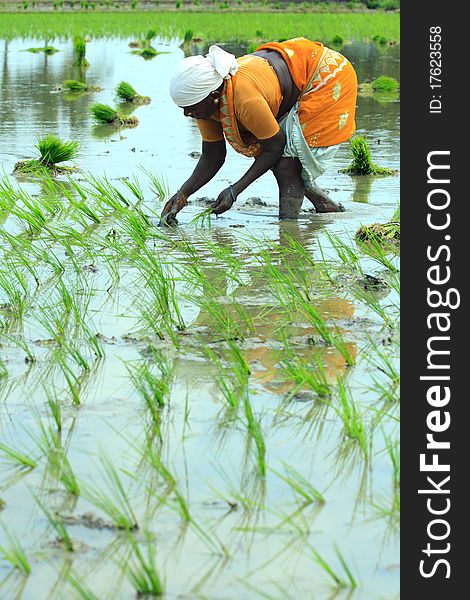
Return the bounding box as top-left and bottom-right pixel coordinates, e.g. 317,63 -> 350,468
0,24 -> 399,600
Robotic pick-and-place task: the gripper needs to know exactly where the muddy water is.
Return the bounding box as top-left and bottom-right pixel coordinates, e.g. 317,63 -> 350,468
0,37 -> 399,599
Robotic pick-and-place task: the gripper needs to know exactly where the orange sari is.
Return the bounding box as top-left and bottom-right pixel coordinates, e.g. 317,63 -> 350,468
219,37 -> 357,158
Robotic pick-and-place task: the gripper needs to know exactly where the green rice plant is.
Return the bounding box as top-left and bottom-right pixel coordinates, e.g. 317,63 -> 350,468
0,358 -> 7,379
384,433 -> 400,490
0,524 -> 31,574
81,454 -> 139,530
271,462 -> 325,505
190,208 -> 212,227
115,81 -> 151,104
147,450 -> 228,556
367,342 -> 400,404
127,350 -> 173,425
13,134 -> 79,176
183,29 -> 193,44
200,340 -> 250,408
66,569 -> 102,600
243,393 -> 266,476
73,36 -> 89,67
340,136 -> 396,176
34,493 -> 75,551
279,339 -> 331,399
334,380 -> 370,459
351,285 -> 394,327
0,441 -> 37,470
310,544 -> 357,588
124,533 -> 164,597
90,103 -> 139,127
139,167 -> 170,202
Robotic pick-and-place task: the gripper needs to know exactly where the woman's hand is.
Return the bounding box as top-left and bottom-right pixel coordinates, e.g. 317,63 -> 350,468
159,190 -> 188,226
212,186 -> 237,215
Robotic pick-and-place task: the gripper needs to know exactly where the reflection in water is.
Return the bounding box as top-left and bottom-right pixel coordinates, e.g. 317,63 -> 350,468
352,174 -> 373,204
186,220 -> 357,396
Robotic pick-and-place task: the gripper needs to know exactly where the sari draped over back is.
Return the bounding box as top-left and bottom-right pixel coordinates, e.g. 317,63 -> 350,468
219,37 -> 357,158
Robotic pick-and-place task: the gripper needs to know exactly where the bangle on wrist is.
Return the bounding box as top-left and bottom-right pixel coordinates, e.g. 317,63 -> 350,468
229,185 -> 237,203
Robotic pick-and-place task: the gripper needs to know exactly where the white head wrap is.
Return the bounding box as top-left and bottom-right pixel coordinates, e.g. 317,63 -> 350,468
169,45 -> 239,107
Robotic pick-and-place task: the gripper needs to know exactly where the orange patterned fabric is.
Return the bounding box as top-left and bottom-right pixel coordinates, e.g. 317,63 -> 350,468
218,37 -> 357,158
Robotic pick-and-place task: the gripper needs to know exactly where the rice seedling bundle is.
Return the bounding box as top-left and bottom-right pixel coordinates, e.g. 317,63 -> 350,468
340,136 -> 396,176
90,103 -> 139,127
115,81 -> 151,105
13,134 -> 79,176
63,79 -> 87,91
372,75 -> 399,93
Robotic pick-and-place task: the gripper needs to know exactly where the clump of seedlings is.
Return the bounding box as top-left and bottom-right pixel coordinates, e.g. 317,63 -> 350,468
129,28 -> 156,48
115,81 -> 151,105
90,103 -> 139,128
130,29 -> 160,59
73,36 -> 89,67
60,79 -> 102,92
13,134 -> 79,176
340,136 -> 396,176
355,205 -> 400,246
358,75 -> 400,98
25,45 -> 58,54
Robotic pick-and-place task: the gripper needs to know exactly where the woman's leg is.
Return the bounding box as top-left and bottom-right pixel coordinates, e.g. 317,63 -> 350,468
272,157 -> 305,219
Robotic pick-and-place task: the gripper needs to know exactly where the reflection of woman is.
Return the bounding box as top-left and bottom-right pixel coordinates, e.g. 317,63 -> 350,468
161,37 -> 357,225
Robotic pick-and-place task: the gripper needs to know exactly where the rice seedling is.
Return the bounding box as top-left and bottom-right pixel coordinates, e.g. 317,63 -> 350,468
271,462 -> 325,505
124,533 -> 165,597
351,284 -> 394,327
310,544 -> 357,588
13,134 -> 80,176
243,394 -> 266,476
190,208 -> 213,227
139,167 -> 170,202
0,524 -> 31,574
0,441 -> 37,471
115,81 -> 151,104
73,36 -> 90,67
279,339 -> 331,399
367,342 -> 400,405
384,433 -> 400,490
340,136 -> 396,176
200,339 -> 250,408
33,493 -> 75,552
66,569 -> 102,600
81,454 -> 139,531
127,348 -> 173,425
334,380 -> 370,460
90,103 -> 139,127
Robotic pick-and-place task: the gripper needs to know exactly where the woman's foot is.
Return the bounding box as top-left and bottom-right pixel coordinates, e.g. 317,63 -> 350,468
305,187 -> 345,213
